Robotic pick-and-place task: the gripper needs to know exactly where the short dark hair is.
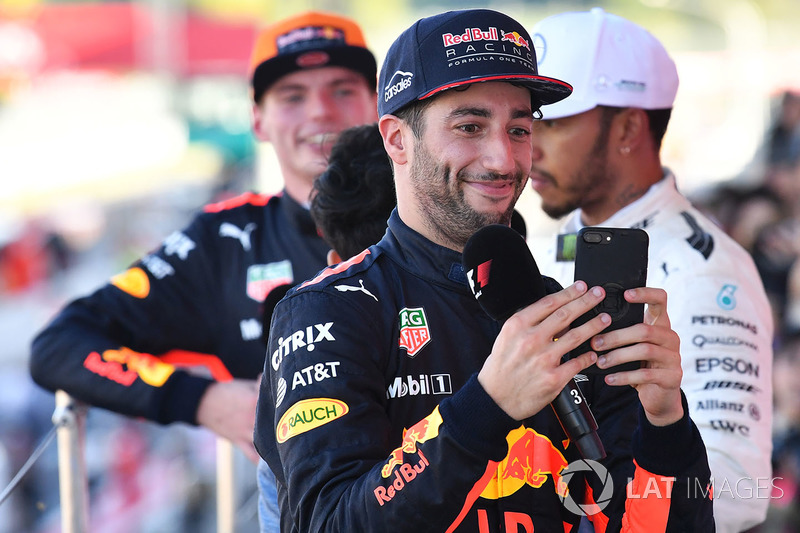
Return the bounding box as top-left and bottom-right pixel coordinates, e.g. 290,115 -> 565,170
310,124 -> 396,259
392,97 -> 436,139
598,106 -> 672,150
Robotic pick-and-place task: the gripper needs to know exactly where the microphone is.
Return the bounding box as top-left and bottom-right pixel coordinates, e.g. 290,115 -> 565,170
463,224 -> 606,461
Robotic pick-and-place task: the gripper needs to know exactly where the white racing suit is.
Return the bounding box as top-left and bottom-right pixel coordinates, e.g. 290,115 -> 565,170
533,171 -> 774,533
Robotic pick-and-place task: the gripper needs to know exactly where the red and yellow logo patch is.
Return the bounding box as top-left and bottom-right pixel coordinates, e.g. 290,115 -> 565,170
111,267 -> 150,299
276,398 -> 349,443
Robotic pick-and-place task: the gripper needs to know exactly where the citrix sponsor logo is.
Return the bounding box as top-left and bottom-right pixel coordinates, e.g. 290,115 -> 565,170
163,231 -> 195,260
384,70 -> 413,103
271,322 -> 335,371
691,315 -> 758,335
695,357 -> 760,377
386,374 -> 452,399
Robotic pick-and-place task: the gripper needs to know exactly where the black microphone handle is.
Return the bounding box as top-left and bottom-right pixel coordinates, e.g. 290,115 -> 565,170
462,225 -> 606,461
550,379 -> 606,461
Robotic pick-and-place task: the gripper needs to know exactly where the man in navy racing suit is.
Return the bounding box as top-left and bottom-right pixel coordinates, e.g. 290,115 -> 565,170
254,9 -> 715,532
29,11 -> 379,531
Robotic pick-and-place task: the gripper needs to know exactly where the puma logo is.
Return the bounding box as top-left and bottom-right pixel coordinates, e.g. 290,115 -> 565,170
219,222 -> 256,251
334,279 -> 378,301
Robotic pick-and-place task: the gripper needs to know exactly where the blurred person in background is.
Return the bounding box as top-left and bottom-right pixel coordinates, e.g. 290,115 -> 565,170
528,9 -> 773,532
28,10 -> 378,531
760,330 -> 800,532
309,123 -> 395,264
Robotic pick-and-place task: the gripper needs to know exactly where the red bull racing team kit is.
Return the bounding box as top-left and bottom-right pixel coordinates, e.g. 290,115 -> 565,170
254,210 -> 715,532
30,191 -> 330,425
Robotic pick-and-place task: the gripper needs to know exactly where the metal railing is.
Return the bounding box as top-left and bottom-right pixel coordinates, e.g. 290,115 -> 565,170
0,390 -> 243,533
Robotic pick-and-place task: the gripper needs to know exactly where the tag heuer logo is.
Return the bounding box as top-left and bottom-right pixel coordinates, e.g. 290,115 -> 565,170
247,260 -> 293,301
398,307 -> 431,357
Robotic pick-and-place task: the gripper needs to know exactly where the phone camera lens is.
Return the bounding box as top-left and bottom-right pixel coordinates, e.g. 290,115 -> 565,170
584,232 -> 602,244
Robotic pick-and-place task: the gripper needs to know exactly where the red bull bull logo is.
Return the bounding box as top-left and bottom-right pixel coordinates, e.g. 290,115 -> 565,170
375,408 -> 442,506
482,426 -> 570,500
501,31 -> 530,50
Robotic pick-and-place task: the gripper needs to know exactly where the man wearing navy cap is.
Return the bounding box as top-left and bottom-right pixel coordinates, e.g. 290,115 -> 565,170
30,11 -> 378,531
255,9 -> 714,531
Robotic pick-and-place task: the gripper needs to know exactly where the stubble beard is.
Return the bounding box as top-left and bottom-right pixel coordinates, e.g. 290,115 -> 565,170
410,142 -> 523,250
539,127 -> 613,220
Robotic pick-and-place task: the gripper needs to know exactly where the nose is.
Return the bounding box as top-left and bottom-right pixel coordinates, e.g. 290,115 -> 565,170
307,89 -> 337,121
482,131 -> 520,176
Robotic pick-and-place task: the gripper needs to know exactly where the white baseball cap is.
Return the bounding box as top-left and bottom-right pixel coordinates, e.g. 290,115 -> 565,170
531,7 -> 678,119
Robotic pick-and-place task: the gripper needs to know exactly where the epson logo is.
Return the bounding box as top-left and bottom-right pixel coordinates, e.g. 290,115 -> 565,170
387,374 -> 452,399
695,357 -> 759,377
384,71 -> 413,103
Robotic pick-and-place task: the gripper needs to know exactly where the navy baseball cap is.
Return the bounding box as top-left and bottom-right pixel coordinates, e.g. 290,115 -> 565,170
378,9 -> 572,117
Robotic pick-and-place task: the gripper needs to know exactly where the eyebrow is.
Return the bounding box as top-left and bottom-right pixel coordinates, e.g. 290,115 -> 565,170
447,106 -> 532,120
272,74 -> 365,94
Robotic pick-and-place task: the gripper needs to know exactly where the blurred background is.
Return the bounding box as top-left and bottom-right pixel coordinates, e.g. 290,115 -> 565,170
0,0 -> 799,531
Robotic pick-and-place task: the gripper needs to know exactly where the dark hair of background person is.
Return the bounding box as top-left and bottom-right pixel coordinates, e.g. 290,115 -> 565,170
310,123 -> 396,260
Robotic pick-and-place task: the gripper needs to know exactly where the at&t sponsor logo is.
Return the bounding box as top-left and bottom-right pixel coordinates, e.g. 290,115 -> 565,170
271,322 -> 335,371
386,374 -> 452,399
275,361 -> 341,409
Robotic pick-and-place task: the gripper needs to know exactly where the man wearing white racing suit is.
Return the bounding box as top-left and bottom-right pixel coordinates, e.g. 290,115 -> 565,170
529,9 -> 773,532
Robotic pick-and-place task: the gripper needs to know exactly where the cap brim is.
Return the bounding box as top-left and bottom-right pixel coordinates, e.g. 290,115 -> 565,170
420,75 -> 572,107
252,46 -> 377,102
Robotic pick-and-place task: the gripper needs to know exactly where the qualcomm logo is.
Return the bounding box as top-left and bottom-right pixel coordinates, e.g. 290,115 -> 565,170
384,70 -> 413,103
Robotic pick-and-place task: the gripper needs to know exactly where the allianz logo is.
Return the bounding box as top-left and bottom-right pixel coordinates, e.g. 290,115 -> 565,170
387,374 -> 453,399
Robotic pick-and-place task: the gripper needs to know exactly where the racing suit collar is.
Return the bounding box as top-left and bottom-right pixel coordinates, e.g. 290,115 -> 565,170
384,210 -> 472,291
281,189 -> 320,236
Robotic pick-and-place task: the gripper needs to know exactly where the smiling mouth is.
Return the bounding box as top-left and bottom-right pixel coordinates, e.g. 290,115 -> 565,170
305,132 -> 338,146
466,180 -> 515,197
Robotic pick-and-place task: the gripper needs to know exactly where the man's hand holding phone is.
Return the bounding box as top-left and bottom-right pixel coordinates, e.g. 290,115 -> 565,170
591,286 -> 685,427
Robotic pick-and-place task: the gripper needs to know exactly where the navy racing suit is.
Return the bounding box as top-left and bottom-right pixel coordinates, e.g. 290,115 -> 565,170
255,210 -> 715,532
30,191 -> 329,427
